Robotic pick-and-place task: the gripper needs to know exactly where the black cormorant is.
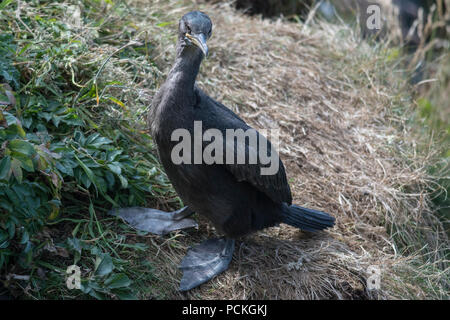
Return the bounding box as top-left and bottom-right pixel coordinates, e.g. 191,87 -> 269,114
112,11 -> 335,291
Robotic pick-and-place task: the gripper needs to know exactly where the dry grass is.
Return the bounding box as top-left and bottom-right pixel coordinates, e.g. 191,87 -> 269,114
113,0 -> 448,299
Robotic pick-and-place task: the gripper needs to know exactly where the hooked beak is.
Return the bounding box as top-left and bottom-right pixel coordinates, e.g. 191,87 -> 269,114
185,33 -> 208,57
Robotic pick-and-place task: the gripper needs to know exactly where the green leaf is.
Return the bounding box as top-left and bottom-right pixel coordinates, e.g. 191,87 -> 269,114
74,153 -> 98,195
9,140 -> 35,157
107,163 -> 121,175
0,156 -> 11,180
105,171 -> 115,187
88,289 -> 107,300
0,0 -> 13,10
55,161 -> 74,176
88,136 -> 113,148
108,97 -> 126,109
156,21 -> 173,27
20,231 -> 29,244
95,254 -> 113,276
106,150 -> 122,162
67,237 -> 82,254
52,115 -> 63,127
10,158 -> 22,183
13,154 -> 34,172
0,230 -> 9,249
112,288 -> 137,300
0,240 -> 8,249
80,172 -> 92,189
6,220 -> 15,238
2,111 -> 17,126
118,175 -> 128,188
80,280 -> 92,294
0,110 -> 6,127
0,34 -> 20,89
95,176 -> 107,194
104,273 -> 131,289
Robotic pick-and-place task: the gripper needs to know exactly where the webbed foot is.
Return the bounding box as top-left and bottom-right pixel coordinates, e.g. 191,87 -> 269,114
179,237 -> 235,291
109,206 -> 198,236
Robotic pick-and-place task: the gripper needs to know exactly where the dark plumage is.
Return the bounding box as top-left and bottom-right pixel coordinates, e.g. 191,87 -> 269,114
112,10 -> 336,291
148,11 -> 335,239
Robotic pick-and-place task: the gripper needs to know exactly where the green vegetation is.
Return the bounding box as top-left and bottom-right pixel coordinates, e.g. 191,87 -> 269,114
415,56 -> 450,231
403,11 -> 450,242
0,0 -> 177,299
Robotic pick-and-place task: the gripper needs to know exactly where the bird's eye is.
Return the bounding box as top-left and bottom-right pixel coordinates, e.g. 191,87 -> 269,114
186,25 -> 191,33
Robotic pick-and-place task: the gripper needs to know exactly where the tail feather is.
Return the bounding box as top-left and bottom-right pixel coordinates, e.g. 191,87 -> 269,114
282,204 -> 335,232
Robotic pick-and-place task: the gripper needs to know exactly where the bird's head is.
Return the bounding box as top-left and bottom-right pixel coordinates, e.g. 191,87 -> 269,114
178,11 -> 212,57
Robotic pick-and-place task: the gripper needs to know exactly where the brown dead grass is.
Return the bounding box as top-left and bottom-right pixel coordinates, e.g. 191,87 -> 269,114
123,0 -> 448,299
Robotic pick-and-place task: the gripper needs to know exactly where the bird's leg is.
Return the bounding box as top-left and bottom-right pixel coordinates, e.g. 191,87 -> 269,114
109,206 -> 198,236
179,237 -> 235,291
171,206 -> 196,220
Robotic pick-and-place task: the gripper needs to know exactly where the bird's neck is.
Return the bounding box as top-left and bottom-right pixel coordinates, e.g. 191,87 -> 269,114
166,42 -> 204,94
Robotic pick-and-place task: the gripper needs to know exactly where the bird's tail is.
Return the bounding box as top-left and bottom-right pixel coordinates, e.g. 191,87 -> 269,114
282,203 -> 335,232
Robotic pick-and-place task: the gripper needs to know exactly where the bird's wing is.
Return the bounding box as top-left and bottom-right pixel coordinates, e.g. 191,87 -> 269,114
195,88 -> 292,205
224,133 -> 292,204
195,86 -> 248,125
